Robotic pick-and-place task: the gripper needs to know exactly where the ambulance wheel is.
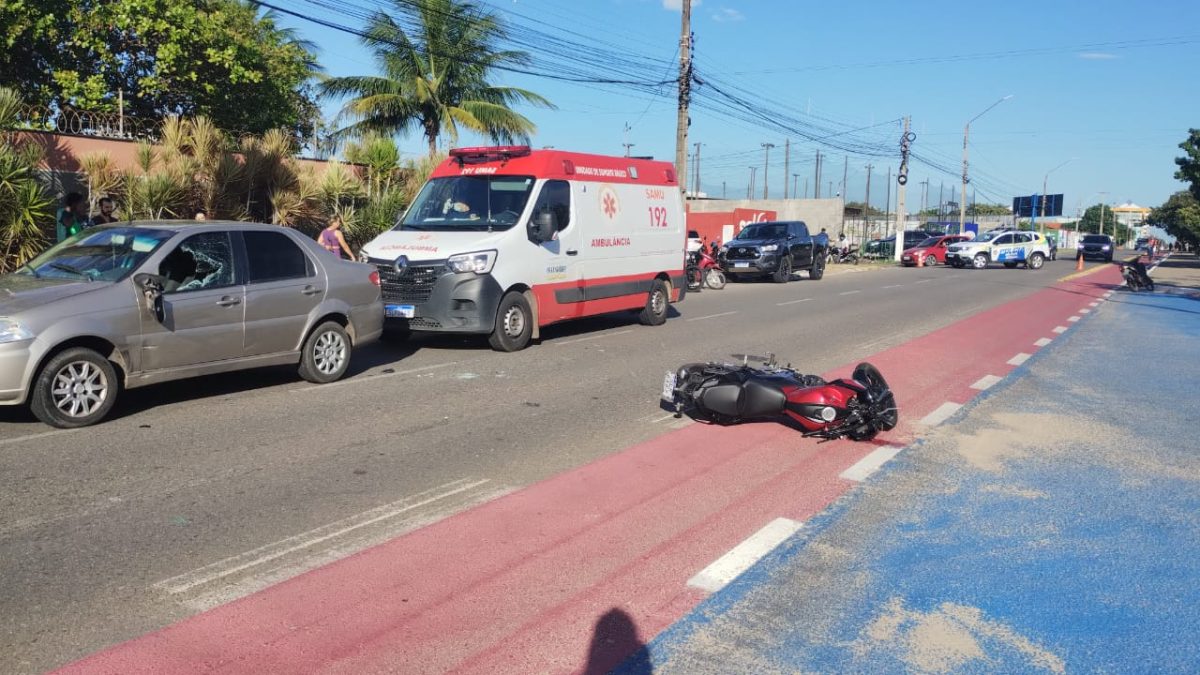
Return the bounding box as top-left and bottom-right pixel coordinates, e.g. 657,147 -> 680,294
488,291 -> 533,352
638,279 -> 670,326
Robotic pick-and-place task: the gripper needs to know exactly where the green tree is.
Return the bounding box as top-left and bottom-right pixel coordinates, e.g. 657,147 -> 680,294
1078,203 -> 1133,242
1150,191 -> 1200,247
1175,129 -> 1200,201
0,0 -> 319,137
320,0 -> 553,154
0,87 -> 52,272
845,201 -> 884,217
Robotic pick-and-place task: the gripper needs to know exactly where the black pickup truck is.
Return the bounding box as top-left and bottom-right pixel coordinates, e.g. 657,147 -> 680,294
720,221 -> 828,282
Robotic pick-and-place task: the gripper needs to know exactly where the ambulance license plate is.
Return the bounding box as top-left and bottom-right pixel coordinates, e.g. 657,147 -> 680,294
661,372 -> 677,401
385,304 -> 415,318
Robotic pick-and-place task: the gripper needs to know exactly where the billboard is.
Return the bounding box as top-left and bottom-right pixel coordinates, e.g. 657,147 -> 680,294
1013,194 -> 1063,218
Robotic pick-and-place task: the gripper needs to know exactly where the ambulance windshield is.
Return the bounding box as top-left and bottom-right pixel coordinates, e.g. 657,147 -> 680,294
398,176 -> 536,231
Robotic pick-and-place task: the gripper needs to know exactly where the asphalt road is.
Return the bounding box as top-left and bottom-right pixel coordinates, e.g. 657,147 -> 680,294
0,257 -> 1084,673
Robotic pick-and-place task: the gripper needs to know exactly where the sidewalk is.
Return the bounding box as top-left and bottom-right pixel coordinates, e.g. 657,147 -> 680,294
622,255 -> 1200,672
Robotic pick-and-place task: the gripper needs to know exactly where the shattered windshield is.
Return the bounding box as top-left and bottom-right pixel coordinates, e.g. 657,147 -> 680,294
14,227 -> 175,282
398,176 -> 536,232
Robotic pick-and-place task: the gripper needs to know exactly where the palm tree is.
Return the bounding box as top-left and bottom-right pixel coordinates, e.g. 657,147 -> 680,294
320,0 -> 552,155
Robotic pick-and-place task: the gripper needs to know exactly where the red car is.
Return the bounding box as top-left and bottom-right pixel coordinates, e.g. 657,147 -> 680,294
901,234 -> 970,267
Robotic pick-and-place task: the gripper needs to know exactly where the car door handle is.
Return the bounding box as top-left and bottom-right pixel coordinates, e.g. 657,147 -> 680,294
216,296 -> 241,307
566,249 -> 579,256
301,285 -> 323,296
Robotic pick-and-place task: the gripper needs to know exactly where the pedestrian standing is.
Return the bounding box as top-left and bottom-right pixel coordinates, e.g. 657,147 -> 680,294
318,215 -> 355,260
56,192 -> 89,242
91,197 -> 119,225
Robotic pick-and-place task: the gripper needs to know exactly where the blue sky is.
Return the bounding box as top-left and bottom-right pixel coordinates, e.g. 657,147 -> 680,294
278,0 -> 1200,213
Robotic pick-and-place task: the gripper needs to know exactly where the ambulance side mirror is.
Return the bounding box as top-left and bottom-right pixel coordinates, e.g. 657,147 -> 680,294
529,210 -> 557,243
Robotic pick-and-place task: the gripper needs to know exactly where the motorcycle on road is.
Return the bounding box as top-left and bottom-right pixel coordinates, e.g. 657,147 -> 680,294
686,247 -> 726,291
661,354 -> 898,441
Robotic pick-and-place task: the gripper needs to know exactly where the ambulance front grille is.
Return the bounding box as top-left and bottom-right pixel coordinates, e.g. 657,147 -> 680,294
370,259 -> 445,304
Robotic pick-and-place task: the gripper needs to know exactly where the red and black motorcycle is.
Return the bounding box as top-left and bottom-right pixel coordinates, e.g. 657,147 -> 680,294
686,247 -> 726,291
661,355 -> 898,441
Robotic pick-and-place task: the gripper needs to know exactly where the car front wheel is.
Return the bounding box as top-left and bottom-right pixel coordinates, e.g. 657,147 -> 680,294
972,253 -> 989,269
30,347 -> 119,428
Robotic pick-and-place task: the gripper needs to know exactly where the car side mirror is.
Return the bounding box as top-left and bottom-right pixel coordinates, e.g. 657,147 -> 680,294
529,210 -> 557,243
133,273 -> 166,323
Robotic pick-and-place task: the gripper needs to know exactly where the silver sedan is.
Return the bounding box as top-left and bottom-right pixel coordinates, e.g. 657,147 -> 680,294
0,221 -> 383,427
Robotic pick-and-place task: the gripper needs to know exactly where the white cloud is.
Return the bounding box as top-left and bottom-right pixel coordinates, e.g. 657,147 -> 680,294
1078,52 -> 1118,60
712,7 -> 743,21
662,0 -> 701,10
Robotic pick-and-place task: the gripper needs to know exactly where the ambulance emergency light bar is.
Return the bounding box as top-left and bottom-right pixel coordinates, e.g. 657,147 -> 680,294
449,146 -> 532,164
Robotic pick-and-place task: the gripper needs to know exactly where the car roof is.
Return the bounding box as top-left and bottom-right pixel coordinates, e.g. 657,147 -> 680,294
98,220 -> 294,234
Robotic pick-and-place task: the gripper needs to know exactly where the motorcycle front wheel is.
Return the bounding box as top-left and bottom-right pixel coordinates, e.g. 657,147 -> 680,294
704,268 -> 726,290
852,362 -> 898,432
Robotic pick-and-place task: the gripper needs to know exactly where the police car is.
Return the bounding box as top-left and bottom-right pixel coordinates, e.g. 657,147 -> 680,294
945,230 -> 1051,270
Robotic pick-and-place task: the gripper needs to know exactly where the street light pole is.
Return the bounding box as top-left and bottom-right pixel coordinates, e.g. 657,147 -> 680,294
761,143 -> 775,199
1039,157 -> 1076,235
960,95 -> 1013,233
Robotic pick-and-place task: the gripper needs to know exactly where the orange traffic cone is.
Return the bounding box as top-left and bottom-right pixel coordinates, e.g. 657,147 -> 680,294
917,252 -> 924,268
1075,251 -> 1084,272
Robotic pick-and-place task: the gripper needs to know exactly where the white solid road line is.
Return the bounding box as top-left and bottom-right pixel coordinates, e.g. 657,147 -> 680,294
687,517 -> 803,593
1034,337 -> 1053,347
155,478 -> 491,595
1068,316 -> 1081,323
686,311 -> 739,322
292,361 -> 458,393
840,446 -> 903,482
1008,352 -> 1031,366
776,298 -> 812,306
838,290 -> 862,296
554,329 -> 633,346
919,402 -> 962,427
1053,326 -> 1069,334
970,374 -> 1003,391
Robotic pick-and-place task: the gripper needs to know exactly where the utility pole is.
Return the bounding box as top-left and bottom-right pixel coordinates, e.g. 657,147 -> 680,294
693,142 -> 702,196
674,0 -> 692,194
863,163 -> 874,245
622,142 -> 635,157
920,179 -> 929,217
814,150 -> 823,198
960,95 -> 1013,233
747,166 -> 756,199
792,174 -> 799,199
804,178 -> 809,199
722,181 -> 726,199
894,117 -> 912,262
840,155 -> 848,234
761,142 -> 774,199
885,166 -> 892,235
783,139 -> 791,199
938,181 -> 945,223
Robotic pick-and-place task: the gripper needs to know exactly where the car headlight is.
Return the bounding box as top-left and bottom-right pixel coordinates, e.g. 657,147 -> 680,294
1101,245 -> 1111,250
358,250 -> 370,263
718,246 -> 728,254
0,318 -> 34,344
760,244 -> 778,252
447,250 -> 498,274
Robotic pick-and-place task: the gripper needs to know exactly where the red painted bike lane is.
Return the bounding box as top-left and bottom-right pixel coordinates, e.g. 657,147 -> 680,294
57,268 -> 1119,675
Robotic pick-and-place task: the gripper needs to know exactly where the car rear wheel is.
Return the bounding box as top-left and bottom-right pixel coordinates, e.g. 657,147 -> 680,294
972,253 -> 989,269
809,253 -> 826,280
299,321 -> 352,384
30,347 -> 119,428
1027,252 -> 1045,270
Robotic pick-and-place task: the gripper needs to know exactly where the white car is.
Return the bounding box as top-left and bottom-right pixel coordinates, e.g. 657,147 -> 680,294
686,229 -> 703,253
945,230 -> 1051,270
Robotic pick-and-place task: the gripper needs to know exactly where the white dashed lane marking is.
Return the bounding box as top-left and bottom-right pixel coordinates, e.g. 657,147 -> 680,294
685,311 -> 739,322
776,298 -> 811,306
919,402 -> 963,427
1079,308 -> 1091,314
1008,353 -> 1031,366
1068,316 -> 1081,323
839,290 -> 861,296
840,446 -> 904,482
1034,337 -> 1053,347
1053,326 -> 1069,334
970,375 -> 1003,391
687,518 -> 803,593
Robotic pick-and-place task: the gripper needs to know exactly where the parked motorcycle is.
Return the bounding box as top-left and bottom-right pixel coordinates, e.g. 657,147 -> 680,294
828,246 -> 859,265
686,248 -> 726,291
661,354 -> 898,441
1121,260 -> 1154,292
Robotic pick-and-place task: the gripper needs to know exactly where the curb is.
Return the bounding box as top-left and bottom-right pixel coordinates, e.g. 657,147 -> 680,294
1057,253 -> 1140,282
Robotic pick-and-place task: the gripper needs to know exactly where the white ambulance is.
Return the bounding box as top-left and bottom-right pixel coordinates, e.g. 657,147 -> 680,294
359,146 -> 687,351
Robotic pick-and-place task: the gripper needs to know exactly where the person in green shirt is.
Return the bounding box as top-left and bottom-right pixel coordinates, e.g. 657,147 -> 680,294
56,192 -> 89,242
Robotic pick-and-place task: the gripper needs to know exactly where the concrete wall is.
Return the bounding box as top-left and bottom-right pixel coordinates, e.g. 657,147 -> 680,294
688,198 -> 845,232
